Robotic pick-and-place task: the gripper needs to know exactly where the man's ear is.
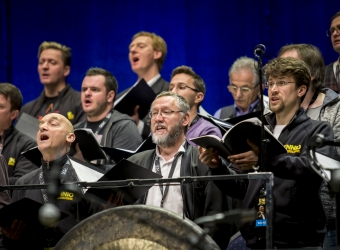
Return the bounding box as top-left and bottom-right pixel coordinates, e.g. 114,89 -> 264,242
66,133 -> 75,143
63,65 -> 71,78
153,50 -> 162,60
10,110 -> 19,121
298,85 -> 307,98
195,92 -> 204,105
107,90 -> 115,103
182,113 -> 190,127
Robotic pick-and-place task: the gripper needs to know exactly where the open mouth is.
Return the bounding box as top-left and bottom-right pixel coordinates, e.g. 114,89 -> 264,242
40,134 -> 49,141
132,57 -> 139,63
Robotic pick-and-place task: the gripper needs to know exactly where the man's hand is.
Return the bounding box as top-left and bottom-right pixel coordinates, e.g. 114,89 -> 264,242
103,192 -> 124,209
227,139 -> 259,171
198,146 -> 220,169
72,143 -> 86,162
1,220 -> 26,240
131,105 -> 140,125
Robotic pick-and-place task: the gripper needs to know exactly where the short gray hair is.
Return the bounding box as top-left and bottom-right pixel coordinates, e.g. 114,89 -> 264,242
229,56 -> 260,86
152,91 -> 190,116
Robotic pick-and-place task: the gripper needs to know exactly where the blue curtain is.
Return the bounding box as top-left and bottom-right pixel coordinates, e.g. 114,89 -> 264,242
0,0 -> 338,114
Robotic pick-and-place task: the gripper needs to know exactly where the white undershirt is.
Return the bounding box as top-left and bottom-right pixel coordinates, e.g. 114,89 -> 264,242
145,144 -> 185,215
273,125 -> 285,139
137,74 -> 161,134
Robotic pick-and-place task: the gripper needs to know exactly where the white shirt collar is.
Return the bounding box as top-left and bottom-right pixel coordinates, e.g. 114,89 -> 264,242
155,140 -> 186,162
147,74 -> 161,87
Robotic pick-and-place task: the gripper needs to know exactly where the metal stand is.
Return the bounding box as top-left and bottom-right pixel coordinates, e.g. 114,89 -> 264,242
0,172 -> 274,249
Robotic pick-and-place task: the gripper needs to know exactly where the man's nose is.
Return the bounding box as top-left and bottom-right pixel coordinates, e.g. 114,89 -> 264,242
235,88 -> 243,98
42,61 -> 49,68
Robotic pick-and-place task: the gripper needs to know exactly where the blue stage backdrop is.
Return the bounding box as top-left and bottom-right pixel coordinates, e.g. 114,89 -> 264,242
0,0 -> 338,115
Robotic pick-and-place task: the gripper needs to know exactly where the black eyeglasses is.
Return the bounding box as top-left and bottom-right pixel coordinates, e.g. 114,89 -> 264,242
169,83 -> 198,92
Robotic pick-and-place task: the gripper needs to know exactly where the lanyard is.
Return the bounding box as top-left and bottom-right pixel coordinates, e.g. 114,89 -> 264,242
38,160 -> 70,203
84,109 -> 113,135
154,152 -> 183,207
189,115 -> 199,128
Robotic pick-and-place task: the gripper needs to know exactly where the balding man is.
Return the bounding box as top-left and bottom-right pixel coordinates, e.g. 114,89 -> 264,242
3,114 -> 102,249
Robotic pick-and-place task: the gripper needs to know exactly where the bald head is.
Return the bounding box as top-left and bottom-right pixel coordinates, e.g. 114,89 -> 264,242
38,113 -> 75,161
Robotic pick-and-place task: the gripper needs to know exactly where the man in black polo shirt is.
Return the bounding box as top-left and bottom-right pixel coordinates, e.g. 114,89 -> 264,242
18,41 -> 85,125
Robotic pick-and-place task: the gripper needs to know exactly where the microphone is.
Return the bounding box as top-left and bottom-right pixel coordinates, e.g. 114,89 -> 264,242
254,44 -> 266,58
194,209 -> 256,226
308,134 -> 340,147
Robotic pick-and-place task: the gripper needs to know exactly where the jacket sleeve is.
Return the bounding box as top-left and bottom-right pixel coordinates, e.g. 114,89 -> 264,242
0,155 -> 11,208
10,139 -> 38,185
268,121 -> 335,181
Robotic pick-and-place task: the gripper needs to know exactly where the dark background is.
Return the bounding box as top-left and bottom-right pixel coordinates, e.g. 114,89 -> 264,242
0,0 -> 338,115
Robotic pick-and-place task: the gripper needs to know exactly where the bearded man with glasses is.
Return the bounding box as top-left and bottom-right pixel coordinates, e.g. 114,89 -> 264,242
324,11 -> 340,93
214,56 -> 268,119
200,57 -> 336,249
127,91 -> 230,249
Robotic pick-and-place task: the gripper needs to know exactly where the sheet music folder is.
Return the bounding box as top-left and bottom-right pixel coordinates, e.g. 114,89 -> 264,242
85,159 -> 161,205
69,128 -> 107,161
101,135 -> 155,163
114,78 -> 156,118
190,117 -> 286,160
0,198 -> 68,234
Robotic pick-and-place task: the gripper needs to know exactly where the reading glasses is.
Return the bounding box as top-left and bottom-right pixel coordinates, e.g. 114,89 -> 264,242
149,110 -> 184,119
227,84 -> 258,94
266,81 -> 295,89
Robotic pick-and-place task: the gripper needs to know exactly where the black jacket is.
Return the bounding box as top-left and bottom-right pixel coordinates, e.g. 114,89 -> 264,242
6,154 -> 101,249
212,108 -> 335,248
19,84 -> 85,125
127,143 -> 230,249
2,126 -> 37,185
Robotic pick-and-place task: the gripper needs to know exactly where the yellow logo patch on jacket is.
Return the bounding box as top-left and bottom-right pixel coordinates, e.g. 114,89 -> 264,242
67,111 -> 74,120
284,144 -> 301,154
57,191 -> 74,201
8,157 -> 15,166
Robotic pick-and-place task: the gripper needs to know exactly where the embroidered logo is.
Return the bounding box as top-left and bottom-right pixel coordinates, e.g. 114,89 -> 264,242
67,111 -> 74,120
284,144 -> 301,154
8,157 -> 15,166
57,191 -> 74,201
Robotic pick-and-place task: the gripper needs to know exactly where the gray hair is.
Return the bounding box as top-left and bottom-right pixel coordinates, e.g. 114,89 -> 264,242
152,91 -> 190,115
229,56 -> 260,86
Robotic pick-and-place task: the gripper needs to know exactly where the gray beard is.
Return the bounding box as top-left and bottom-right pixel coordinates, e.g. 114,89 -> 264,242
152,122 -> 183,148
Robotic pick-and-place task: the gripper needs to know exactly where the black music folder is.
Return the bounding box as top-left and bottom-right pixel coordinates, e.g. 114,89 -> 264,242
190,117 -> 286,159
101,135 -> 155,163
69,128 -> 107,161
222,111 -> 262,125
85,159 -> 161,205
114,78 -> 156,118
0,198 -> 68,234
21,146 -> 42,167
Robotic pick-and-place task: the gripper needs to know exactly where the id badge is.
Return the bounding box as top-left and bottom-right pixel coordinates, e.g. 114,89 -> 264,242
255,189 -> 266,227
